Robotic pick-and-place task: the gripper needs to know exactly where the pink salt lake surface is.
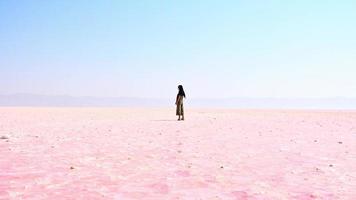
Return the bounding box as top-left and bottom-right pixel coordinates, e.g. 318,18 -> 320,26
0,107 -> 355,200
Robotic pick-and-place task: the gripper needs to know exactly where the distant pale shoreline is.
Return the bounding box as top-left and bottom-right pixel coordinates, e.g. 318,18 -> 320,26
1,94 -> 356,109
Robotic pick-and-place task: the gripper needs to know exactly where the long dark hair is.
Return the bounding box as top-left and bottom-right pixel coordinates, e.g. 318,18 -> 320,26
178,85 -> 186,98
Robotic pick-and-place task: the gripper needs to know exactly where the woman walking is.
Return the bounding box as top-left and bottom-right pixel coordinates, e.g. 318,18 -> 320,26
175,85 -> 186,121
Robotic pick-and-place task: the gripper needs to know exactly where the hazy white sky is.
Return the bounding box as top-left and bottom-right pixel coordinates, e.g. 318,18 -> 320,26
1,0 -> 356,98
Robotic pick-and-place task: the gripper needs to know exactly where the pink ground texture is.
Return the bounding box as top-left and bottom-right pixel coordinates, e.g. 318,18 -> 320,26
0,108 -> 355,200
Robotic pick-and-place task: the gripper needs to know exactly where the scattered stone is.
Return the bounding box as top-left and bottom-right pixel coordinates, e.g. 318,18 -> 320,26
0,136 -> 8,140
220,166 -> 224,169
177,150 -> 182,153
310,194 -> 317,198
70,166 -> 75,170
329,164 -> 333,167
338,141 -> 343,144
314,140 -> 318,142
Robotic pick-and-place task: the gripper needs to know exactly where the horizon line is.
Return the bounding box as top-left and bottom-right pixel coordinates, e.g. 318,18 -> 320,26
1,93 -> 356,100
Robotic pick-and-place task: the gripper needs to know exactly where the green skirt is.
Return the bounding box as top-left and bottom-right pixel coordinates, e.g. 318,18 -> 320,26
176,103 -> 184,116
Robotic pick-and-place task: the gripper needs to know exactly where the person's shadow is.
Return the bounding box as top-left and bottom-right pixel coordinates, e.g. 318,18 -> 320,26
151,120 -> 177,122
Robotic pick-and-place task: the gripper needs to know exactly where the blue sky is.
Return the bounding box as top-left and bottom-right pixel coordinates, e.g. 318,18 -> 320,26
1,0 -> 356,98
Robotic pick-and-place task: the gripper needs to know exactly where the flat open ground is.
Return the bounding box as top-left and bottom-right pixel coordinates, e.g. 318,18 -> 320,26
0,108 -> 355,200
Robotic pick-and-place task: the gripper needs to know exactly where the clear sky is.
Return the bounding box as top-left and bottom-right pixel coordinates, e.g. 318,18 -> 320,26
1,0 -> 355,99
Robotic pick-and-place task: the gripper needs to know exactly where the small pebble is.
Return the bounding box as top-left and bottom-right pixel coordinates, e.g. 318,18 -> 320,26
329,164 -> 333,167
220,166 -> 224,169
0,136 -> 9,140
338,141 -> 343,144
70,166 -> 75,170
